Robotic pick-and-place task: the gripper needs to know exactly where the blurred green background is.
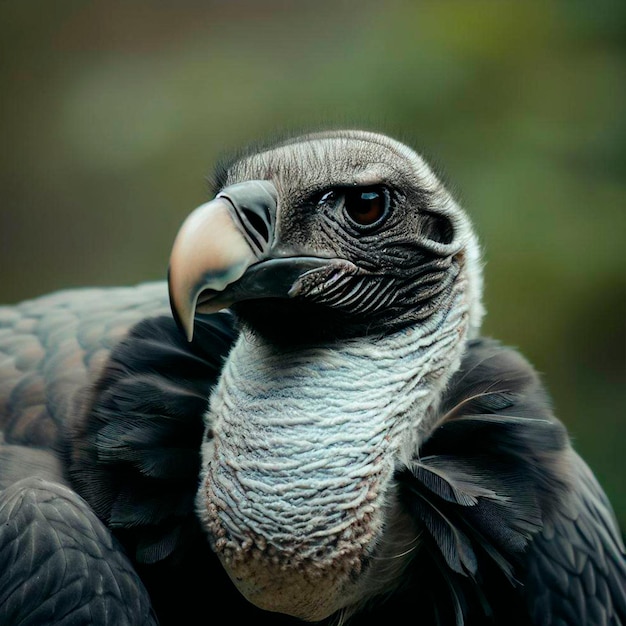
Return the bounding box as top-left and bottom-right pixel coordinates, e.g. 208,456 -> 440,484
1,1 -> 624,528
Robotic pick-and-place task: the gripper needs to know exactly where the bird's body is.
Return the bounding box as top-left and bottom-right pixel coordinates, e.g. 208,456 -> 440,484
0,130 -> 624,625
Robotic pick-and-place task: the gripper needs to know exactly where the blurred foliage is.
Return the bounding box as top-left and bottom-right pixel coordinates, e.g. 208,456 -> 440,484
1,0 -> 624,527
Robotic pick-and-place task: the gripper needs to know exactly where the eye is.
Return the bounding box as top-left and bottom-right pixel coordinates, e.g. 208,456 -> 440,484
343,186 -> 390,229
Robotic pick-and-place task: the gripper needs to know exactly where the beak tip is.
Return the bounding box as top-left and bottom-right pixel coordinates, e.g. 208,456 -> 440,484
172,302 -> 196,343
179,315 -> 194,342
168,265 -> 196,342
185,324 -> 194,343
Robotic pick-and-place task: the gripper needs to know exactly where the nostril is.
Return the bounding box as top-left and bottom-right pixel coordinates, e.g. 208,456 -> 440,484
217,180 -> 277,258
242,206 -> 271,249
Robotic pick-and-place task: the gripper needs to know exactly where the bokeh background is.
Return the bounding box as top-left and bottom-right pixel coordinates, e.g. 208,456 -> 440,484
1,1 -> 624,528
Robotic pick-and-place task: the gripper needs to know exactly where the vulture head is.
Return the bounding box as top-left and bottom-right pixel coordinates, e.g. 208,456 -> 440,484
168,130 -> 485,620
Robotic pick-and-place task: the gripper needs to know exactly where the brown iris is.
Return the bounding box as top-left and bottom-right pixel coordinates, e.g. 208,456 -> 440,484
344,186 -> 389,229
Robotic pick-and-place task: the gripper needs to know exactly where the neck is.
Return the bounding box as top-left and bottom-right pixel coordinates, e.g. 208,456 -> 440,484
195,284 -> 470,617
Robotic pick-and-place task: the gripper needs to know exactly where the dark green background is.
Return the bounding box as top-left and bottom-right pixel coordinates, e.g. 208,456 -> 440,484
1,1 -> 624,528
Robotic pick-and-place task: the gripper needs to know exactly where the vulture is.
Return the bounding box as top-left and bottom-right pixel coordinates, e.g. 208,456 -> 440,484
0,129 -> 624,626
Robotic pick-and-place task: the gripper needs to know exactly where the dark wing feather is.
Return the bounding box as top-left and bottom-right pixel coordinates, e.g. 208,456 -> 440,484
0,283 -> 239,625
524,451 -> 626,626
65,310 -> 238,564
0,476 -> 157,626
61,310 -> 248,626
398,338 -> 574,625
0,282 -> 171,488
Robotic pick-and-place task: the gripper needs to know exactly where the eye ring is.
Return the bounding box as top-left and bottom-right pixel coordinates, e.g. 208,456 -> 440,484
343,186 -> 390,231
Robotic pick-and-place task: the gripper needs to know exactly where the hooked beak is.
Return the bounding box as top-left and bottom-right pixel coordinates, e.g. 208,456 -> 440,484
168,180 -> 334,341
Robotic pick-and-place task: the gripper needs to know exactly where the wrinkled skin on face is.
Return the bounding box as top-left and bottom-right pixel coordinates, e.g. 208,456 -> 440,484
168,130 -> 484,620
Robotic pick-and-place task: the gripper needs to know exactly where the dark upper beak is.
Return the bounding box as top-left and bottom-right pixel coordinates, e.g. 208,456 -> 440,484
168,180 -> 334,341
